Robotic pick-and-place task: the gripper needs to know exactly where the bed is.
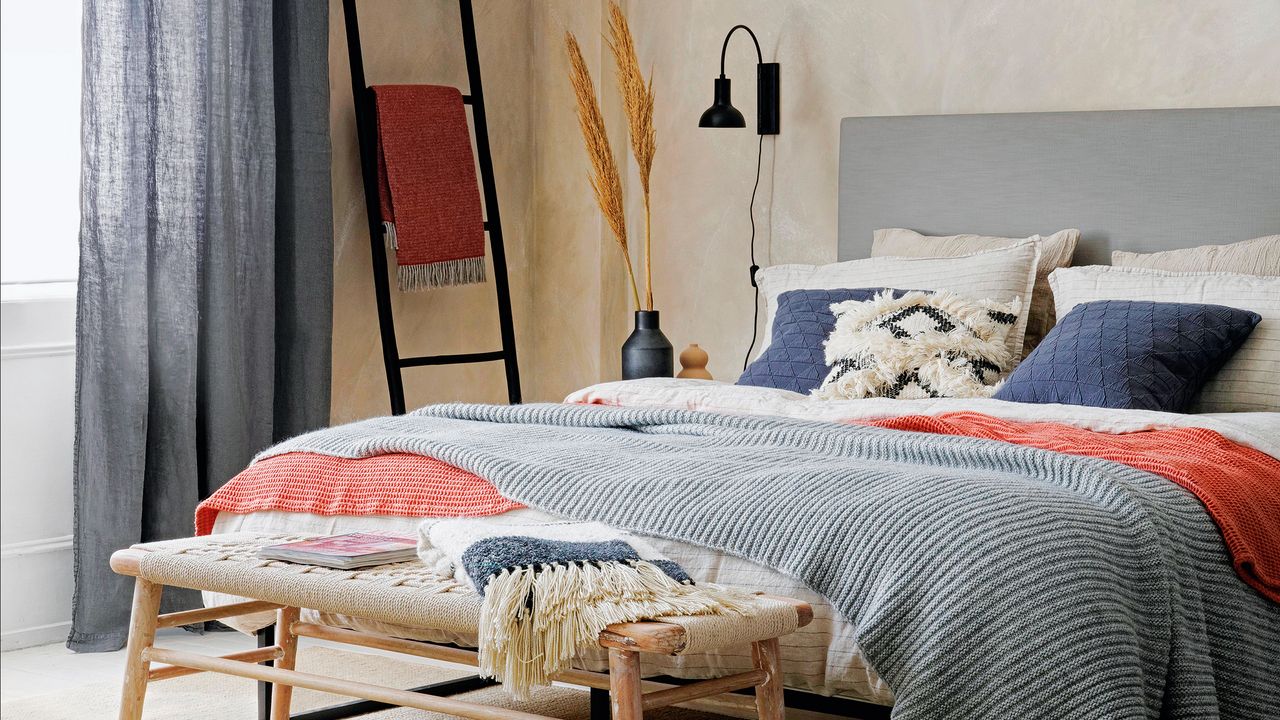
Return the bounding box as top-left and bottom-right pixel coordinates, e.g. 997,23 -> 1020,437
204,106 -> 1280,718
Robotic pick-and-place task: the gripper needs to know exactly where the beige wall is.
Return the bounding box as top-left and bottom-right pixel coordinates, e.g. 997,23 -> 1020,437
332,0 -> 1280,416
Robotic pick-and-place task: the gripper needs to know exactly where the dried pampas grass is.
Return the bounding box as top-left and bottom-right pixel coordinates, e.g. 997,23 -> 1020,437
607,1 -> 656,310
565,31 -> 641,311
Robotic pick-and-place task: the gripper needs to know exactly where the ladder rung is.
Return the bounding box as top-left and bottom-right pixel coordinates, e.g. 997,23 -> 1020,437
399,351 -> 505,368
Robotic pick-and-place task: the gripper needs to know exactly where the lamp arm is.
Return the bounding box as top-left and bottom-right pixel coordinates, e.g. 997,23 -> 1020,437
718,24 -> 763,76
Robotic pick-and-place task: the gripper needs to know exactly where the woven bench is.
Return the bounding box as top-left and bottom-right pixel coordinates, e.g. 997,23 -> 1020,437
110,533 -> 812,720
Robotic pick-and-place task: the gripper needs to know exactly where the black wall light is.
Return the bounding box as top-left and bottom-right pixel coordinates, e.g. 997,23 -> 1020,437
699,24 -> 780,370
698,25 -> 780,135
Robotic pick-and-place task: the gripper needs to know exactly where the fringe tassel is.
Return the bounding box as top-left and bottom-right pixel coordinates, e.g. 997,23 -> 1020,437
477,560 -> 753,699
382,221 -> 398,250
397,256 -> 488,291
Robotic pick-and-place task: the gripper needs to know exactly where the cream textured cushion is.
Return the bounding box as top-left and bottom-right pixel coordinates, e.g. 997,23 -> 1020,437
872,228 -> 1079,356
814,290 -> 1020,401
1049,266 -> 1280,413
1112,235 -> 1279,276
757,241 -> 1040,361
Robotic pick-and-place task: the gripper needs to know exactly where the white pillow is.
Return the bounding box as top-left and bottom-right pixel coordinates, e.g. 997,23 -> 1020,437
872,228 -> 1079,356
756,240 -> 1040,361
1049,265 -> 1280,413
1112,235 -> 1279,276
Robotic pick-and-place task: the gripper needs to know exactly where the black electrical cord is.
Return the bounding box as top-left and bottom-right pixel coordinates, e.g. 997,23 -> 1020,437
743,134 -> 765,371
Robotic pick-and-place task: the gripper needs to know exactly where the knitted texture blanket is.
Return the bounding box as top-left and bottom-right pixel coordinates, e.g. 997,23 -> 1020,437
260,403 -> 1280,719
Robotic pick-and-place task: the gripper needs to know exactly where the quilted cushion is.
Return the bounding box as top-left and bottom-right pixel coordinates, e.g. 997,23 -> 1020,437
738,288 -> 909,393
1049,266 -> 1280,413
993,300 -> 1260,412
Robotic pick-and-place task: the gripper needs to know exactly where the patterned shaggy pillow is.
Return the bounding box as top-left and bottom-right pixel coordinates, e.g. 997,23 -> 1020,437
814,290 -> 1022,400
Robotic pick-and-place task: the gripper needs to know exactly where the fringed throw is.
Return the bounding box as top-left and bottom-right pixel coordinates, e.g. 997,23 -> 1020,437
418,518 -> 750,698
373,84 -> 487,292
396,256 -> 487,291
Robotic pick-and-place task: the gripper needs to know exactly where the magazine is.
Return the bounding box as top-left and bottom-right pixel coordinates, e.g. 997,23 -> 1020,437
258,532 -> 419,569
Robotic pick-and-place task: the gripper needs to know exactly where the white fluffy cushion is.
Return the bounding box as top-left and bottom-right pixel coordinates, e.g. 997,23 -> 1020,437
756,240 -> 1040,362
814,290 -> 1021,401
1112,235 -> 1279,276
1049,265 -> 1280,413
871,228 -> 1078,355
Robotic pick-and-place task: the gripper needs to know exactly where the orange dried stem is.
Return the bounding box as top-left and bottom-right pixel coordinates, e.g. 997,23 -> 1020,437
565,31 -> 641,311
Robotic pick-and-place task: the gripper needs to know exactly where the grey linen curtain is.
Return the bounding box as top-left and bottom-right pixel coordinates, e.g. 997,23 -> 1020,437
70,0 -> 332,652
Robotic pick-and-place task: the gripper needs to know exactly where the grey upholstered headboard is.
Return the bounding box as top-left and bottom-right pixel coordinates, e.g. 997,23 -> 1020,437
837,107 -> 1280,265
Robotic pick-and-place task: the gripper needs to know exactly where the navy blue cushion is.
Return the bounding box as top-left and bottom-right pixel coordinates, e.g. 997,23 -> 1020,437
738,288 -> 910,394
993,299 -> 1260,412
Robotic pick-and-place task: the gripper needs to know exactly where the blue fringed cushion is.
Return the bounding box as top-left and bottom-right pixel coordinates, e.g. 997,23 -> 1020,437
738,288 -> 909,394
993,299 -> 1260,412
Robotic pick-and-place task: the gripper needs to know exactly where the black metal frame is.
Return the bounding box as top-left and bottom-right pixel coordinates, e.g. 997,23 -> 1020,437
342,0 -> 521,416
636,675 -> 892,719
254,628 -> 497,720
589,682 -> 890,719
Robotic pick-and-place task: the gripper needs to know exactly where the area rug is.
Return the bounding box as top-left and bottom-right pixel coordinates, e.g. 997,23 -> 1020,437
0,646 -> 724,719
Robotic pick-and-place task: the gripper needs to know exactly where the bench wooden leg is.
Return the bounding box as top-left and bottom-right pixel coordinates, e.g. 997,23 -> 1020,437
118,578 -> 163,720
752,638 -> 785,720
608,648 -> 643,720
270,607 -> 301,720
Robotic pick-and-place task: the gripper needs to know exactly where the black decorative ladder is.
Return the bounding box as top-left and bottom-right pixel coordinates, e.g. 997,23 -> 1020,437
341,0 -> 521,415
256,6 -> 520,716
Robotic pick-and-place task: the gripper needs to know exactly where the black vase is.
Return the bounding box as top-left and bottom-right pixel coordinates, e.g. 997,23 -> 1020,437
621,310 -> 673,380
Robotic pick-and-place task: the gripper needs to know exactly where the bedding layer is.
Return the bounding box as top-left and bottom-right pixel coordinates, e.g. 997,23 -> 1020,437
205,402 -> 1280,601
257,402 -> 1280,719
568,378 -> 1280,456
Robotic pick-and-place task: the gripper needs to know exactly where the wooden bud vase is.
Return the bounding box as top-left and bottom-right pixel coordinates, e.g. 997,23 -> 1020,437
677,344 -> 712,380
621,310 -> 673,380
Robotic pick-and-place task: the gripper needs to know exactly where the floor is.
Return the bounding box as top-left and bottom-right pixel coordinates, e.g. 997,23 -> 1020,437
1,629 -> 246,702
1,633 -> 850,719
0,629 -> 468,704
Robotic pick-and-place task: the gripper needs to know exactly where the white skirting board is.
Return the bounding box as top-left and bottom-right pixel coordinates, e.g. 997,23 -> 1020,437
1,620 -> 73,652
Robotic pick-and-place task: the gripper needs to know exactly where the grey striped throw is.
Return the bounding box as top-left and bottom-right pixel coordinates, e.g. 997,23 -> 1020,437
261,403 -> 1280,719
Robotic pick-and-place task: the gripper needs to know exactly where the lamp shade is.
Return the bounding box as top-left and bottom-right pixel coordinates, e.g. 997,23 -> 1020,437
698,77 -> 745,128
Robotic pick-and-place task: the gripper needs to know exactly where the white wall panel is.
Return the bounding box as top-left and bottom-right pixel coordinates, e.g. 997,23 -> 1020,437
1,284 -> 77,650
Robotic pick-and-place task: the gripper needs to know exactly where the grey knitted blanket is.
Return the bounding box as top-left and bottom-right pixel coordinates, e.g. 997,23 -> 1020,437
261,403 -> 1280,719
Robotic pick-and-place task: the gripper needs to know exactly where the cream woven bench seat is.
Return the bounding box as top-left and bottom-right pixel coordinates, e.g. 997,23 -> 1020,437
110,533 -> 811,720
